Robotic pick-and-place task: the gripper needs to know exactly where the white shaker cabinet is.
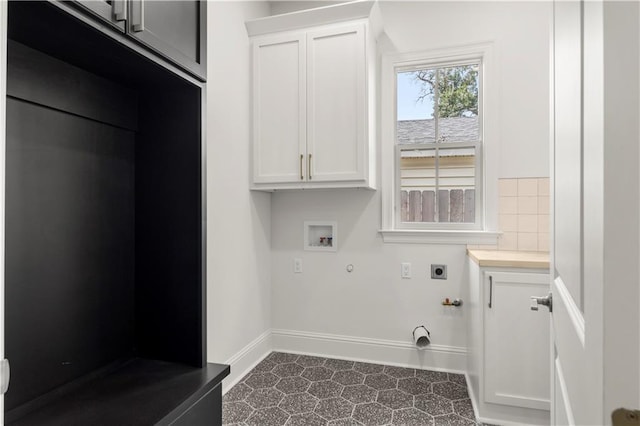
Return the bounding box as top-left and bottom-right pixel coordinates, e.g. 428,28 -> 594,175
306,24 -> 366,183
252,33 -> 306,184
467,253 -> 551,425
249,12 -> 376,190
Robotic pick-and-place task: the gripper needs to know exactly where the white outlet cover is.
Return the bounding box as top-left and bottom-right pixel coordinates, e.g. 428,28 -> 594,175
401,262 -> 411,279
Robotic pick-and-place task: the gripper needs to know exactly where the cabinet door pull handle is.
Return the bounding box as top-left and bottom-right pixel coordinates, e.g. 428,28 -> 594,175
488,275 -> 493,308
113,0 -> 127,21
308,154 -> 312,180
131,0 -> 144,32
300,154 -> 304,180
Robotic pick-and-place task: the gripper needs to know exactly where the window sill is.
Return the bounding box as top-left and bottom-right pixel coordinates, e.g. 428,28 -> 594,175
379,229 -> 501,245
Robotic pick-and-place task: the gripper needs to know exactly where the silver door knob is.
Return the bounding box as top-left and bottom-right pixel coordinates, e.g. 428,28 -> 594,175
531,292 -> 553,312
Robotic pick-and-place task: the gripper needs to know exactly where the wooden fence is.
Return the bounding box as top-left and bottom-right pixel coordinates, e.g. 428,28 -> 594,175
400,189 -> 475,223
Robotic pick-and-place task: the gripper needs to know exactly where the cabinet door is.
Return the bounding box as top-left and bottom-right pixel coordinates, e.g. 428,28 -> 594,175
306,23 -> 366,182
483,271 -> 550,411
128,0 -> 206,79
74,0 -> 125,31
252,34 -> 306,184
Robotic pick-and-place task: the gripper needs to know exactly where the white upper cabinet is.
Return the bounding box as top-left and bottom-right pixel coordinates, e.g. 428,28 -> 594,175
306,24 -> 365,183
247,2 -> 378,190
252,33 -> 306,184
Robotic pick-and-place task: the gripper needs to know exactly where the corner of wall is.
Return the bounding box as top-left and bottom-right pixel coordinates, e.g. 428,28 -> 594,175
206,0 -> 274,387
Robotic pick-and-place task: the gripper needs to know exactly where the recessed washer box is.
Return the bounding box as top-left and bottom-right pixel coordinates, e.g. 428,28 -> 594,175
304,221 -> 337,252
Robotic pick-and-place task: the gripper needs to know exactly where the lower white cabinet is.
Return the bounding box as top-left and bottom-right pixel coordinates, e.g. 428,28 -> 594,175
467,258 -> 551,425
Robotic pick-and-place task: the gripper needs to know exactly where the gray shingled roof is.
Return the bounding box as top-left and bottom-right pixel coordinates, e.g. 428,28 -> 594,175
397,117 -> 479,144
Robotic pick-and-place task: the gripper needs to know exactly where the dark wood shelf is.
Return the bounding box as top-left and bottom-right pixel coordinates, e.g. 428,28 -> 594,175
7,359 -> 229,426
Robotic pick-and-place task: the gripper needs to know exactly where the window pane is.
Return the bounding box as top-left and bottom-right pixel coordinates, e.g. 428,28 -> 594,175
438,65 -> 479,142
399,147 -> 476,223
438,147 -> 476,223
397,71 -> 435,144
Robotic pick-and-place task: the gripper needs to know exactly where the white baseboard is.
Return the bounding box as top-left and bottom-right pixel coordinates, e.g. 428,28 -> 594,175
221,329 -> 273,394
271,328 -> 467,374
466,372 -> 550,426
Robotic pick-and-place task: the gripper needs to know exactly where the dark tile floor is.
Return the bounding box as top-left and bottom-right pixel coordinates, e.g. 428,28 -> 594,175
222,352 -> 480,426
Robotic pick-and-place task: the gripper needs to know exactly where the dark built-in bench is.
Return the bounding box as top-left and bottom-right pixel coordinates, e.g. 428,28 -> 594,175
8,359 -> 229,426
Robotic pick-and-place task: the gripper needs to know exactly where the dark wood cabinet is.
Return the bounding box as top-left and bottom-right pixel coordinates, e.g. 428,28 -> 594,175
73,0 -> 206,80
128,0 -> 206,80
74,0 -> 126,31
4,2 -> 226,424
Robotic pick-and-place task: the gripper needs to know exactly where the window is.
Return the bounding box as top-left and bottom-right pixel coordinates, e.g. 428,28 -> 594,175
380,44 -> 499,244
396,62 -> 481,228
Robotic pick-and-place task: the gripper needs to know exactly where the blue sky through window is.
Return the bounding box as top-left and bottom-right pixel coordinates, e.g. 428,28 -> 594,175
397,71 -> 434,121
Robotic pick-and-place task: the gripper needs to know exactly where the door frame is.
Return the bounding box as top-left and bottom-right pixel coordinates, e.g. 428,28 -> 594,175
0,0 -> 7,423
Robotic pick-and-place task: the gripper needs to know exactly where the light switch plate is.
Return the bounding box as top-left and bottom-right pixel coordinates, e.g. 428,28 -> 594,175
401,262 -> 411,279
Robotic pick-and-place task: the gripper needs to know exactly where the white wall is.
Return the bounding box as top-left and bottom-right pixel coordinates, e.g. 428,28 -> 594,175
271,1 -> 552,369
206,1 -> 272,389
270,1 -> 348,16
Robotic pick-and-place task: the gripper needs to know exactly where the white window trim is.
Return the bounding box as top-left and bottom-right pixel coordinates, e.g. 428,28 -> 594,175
379,42 -> 500,244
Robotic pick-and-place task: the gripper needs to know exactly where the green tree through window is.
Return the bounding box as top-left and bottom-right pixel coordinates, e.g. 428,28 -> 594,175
411,65 -> 478,118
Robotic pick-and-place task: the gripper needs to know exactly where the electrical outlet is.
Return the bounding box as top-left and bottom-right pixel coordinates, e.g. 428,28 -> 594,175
431,264 -> 447,279
401,262 -> 411,279
294,258 -> 302,274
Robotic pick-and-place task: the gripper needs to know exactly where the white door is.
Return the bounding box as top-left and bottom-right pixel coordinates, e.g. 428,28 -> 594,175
550,1 -> 640,424
306,23 -> 366,182
252,33 -> 306,184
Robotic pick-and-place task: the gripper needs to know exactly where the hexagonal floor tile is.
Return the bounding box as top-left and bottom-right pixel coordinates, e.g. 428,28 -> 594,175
432,381 -> 469,400
253,359 -> 278,373
273,362 -> 304,378
308,380 -> 344,399
333,369 -> 365,386
364,373 -> 397,390
415,393 -> 454,416
302,366 -> 335,382
296,355 -> 327,367
267,352 -> 300,364
398,377 -> 431,395
275,376 -> 311,394
222,401 -> 254,424
223,382 -> 252,402
286,412 -> 327,426
246,406 -> 290,426
245,388 -> 285,409
415,369 -> 449,384
325,358 -> 355,370
448,373 -> 467,387
353,362 -> 385,375
383,365 -> 415,378
452,398 -> 475,420
341,384 -> 377,404
245,372 -> 280,389
392,407 -> 435,425
329,418 -> 365,425
279,392 -> 319,415
352,402 -> 393,426
433,413 -> 476,426
314,397 -> 355,420
376,388 -> 413,410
